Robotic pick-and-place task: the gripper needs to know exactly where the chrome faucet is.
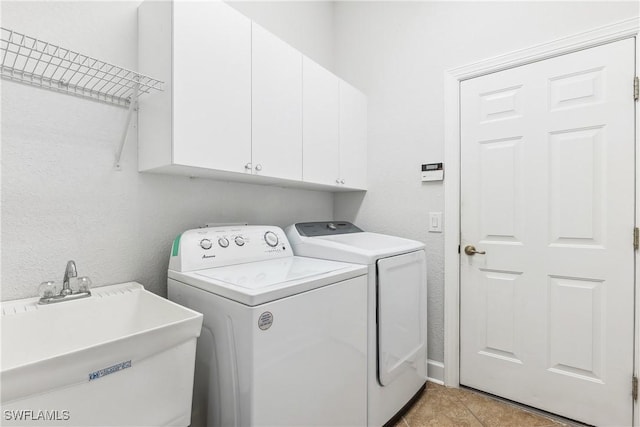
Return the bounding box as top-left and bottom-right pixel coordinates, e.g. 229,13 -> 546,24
38,260 -> 91,305
61,260 -> 77,295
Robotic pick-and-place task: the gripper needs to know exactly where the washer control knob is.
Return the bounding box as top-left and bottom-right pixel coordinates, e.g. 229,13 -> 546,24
200,239 -> 213,250
264,231 -> 279,247
218,237 -> 229,248
235,236 -> 245,247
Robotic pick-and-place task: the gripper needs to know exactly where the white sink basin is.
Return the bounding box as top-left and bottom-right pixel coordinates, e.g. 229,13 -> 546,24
1,282 -> 203,426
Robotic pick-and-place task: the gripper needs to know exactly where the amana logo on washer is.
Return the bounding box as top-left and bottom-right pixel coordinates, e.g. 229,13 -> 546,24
258,312 -> 273,330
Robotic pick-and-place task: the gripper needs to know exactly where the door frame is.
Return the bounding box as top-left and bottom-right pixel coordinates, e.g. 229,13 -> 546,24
443,14 -> 640,420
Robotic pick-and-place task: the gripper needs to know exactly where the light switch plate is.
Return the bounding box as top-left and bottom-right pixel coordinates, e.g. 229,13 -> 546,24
429,212 -> 443,233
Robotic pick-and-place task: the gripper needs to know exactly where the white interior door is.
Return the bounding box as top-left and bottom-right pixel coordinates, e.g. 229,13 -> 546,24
460,38 -> 635,426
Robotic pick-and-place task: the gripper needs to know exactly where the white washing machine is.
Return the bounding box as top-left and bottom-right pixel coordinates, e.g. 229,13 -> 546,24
286,222 -> 428,427
167,225 -> 368,427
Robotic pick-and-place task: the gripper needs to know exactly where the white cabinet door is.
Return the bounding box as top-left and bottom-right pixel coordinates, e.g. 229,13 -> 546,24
172,1 -> 251,173
302,57 -> 340,186
251,23 -> 302,181
339,81 -> 367,190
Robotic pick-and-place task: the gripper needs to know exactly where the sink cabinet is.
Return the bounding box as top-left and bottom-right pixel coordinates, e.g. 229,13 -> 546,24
1,282 -> 203,427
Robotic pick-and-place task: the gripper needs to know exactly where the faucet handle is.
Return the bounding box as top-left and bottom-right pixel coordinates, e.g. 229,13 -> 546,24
78,276 -> 92,293
38,281 -> 59,298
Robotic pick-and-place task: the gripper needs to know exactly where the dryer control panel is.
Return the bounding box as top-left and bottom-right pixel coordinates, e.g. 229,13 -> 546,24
294,222 -> 363,237
169,225 -> 292,272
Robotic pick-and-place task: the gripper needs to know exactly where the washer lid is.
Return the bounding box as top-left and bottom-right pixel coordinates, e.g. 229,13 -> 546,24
168,256 -> 366,306
286,226 -> 425,265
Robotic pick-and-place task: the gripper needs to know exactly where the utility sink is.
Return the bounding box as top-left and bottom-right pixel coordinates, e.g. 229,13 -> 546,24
1,282 -> 203,426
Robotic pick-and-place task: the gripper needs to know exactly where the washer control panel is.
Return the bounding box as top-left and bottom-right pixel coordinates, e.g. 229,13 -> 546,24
264,231 -> 279,247
169,225 -> 292,272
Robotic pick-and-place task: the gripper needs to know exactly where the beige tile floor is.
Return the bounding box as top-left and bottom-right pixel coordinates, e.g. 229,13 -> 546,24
394,382 -> 581,427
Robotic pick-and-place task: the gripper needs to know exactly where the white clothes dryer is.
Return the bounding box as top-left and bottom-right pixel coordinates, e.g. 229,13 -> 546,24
168,225 -> 368,427
286,222 -> 428,427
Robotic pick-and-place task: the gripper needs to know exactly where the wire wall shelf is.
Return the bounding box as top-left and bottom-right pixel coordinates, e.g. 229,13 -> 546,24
0,27 -> 163,107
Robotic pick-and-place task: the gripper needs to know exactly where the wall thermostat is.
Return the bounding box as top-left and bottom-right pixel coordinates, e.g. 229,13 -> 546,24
421,163 -> 444,182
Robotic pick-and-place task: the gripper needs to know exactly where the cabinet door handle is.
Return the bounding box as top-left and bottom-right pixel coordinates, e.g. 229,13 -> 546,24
340,179 -> 345,184
255,164 -> 263,172
336,179 -> 341,184
244,163 -> 252,170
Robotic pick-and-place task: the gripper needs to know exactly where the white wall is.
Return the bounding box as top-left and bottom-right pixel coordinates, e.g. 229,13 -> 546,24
332,1 -> 639,365
228,1 -> 335,71
0,1 -> 336,301
5,0 -> 636,370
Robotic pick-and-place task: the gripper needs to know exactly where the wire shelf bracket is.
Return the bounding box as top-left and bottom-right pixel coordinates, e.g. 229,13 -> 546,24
114,83 -> 138,171
0,27 -> 164,171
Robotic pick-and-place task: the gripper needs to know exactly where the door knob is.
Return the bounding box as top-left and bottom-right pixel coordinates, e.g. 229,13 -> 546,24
464,245 -> 486,256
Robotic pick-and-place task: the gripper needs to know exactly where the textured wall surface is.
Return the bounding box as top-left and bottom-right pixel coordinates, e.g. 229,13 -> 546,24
4,0 -> 638,369
1,1 -> 336,301
332,1 -> 639,364
228,1 -> 335,72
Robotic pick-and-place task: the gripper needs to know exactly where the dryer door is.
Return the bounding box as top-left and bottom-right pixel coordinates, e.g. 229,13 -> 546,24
377,250 -> 427,386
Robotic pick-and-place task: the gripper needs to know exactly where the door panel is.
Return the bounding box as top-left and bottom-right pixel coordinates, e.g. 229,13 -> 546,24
478,269 -> 522,363
549,127 -> 604,246
377,251 -> 427,386
479,137 -> 524,243
460,39 -> 635,426
547,276 -> 604,381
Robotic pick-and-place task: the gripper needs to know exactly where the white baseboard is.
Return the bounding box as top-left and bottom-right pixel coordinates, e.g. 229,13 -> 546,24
427,359 -> 445,385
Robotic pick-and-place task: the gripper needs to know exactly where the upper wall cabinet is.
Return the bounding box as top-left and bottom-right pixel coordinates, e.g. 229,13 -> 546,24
138,0 -> 366,191
138,1 -> 252,174
339,82 -> 368,190
302,57 -> 341,187
173,2 -> 252,173
302,58 -> 367,190
251,23 -> 303,181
